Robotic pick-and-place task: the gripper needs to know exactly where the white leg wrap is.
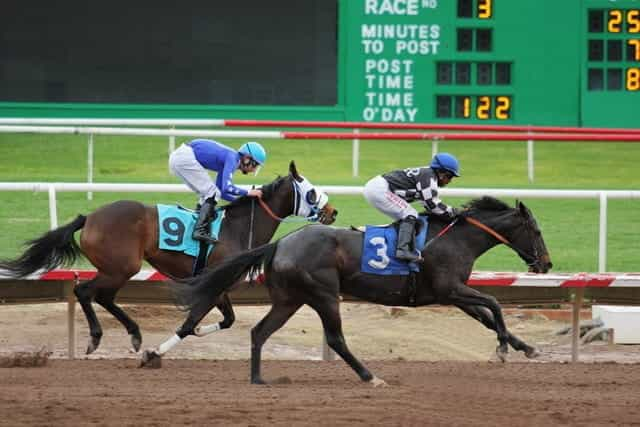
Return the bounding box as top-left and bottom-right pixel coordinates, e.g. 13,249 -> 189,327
194,323 -> 221,337
157,334 -> 182,355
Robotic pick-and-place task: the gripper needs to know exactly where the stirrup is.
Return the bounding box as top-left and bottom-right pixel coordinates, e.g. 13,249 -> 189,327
395,250 -> 422,262
192,231 -> 218,245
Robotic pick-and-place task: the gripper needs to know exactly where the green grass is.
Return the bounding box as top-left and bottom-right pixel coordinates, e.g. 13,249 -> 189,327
1,132 -> 639,272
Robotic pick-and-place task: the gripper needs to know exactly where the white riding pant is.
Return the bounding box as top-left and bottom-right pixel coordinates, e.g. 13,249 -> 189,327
363,175 -> 418,221
168,144 -> 220,204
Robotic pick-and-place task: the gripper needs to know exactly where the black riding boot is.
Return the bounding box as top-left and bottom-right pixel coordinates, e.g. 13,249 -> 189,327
192,198 -> 218,245
395,216 -> 421,262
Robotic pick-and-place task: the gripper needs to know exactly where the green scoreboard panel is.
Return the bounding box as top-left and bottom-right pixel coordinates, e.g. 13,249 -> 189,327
344,0 -> 638,126
582,0 -> 640,127
2,0 -> 639,127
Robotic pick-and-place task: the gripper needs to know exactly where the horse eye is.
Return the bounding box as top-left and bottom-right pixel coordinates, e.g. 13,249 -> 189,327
306,189 -> 317,205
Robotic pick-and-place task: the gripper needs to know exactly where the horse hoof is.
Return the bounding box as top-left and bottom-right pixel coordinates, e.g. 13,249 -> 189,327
130,334 -> 142,352
251,377 -> 267,385
86,337 -> 100,355
369,376 -> 388,387
525,347 -> 542,359
495,345 -> 508,363
140,350 -> 162,369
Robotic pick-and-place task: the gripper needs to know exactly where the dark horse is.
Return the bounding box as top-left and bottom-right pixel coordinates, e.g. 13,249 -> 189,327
0,161 -> 337,356
176,197 -> 552,386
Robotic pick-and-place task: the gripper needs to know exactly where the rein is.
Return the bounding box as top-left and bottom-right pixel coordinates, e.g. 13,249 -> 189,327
465,216 -> 538,267
256,181 -> 319,223
425,215 -> 538,267
258,197 -> 287,222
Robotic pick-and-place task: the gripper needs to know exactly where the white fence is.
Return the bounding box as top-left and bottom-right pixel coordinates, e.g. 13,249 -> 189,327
1,182 -> 639,273
3,123 -> 640,183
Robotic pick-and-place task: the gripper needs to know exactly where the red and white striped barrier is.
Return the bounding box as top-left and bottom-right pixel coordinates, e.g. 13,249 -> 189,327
3,269 -> 640,288
2,118 -> 640,135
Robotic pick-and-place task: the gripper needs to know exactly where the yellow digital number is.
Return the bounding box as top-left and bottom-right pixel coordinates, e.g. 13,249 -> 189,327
628,10 -> 640,33
626,68 -> 640,90
608,9 -> 623,33
478,0 -> 492,19
476,96 -> 491,119
629,40 -> 640,61
463,97 -> 471,118
495,96 -> 511,120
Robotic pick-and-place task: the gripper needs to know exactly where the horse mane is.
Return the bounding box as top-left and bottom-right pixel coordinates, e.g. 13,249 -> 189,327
462,196 -> 511,213
223,175 -> 287,211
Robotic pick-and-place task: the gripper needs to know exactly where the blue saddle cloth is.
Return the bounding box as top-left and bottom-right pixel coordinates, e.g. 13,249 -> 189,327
156,204 -> 224,258
360,216 -> 429,276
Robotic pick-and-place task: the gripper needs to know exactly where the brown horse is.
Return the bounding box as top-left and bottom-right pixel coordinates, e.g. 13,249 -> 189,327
0,161 -> 337,355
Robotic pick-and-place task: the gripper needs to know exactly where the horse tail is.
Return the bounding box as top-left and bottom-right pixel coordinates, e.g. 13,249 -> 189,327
174,242 -> 279,319
0,214 -> 86,278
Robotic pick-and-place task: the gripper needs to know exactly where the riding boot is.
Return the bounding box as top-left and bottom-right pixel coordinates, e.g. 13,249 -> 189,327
192,198 -> 218,245
395,216 -> 421,262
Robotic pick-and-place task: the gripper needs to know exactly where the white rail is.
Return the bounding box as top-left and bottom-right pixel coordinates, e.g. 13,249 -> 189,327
4,123 -> 640,184
2,182 -> 639,273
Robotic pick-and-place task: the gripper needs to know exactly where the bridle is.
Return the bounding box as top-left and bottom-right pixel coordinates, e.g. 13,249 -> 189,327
465,215 -> 542,270
257,179 -> 325,223
430,213 -> 541,270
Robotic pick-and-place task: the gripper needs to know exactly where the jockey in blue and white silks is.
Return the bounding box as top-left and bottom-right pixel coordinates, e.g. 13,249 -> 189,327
169,139 -> 267,244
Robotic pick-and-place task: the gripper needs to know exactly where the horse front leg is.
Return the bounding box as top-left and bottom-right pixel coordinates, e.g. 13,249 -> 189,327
443,285 -> 510,362
455,304 -> 541,359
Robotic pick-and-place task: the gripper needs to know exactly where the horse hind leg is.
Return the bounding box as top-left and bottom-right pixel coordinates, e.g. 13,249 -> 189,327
194,293 -> 236,336
95,288 -> 142,352
308,297 -> 384,386
140,293 -> 234,368
74,274 -> 128,354
250,301 -> 302,384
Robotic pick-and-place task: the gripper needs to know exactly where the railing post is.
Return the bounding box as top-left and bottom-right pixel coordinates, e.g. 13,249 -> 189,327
87,133 -> 94,201
65,275 -> 78,360
527,128 -> 535,183
352,128 -> 360,178
598,192 -> 608,273
322,334 -> 336,361
431,138 -> 438,159
169,126 -> 176,156
571,287 -> 584,363
48,185 -> 58,229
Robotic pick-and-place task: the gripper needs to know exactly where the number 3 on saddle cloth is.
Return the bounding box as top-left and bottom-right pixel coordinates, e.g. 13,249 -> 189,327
361,216 -> 429,275
157,204 -> 224,273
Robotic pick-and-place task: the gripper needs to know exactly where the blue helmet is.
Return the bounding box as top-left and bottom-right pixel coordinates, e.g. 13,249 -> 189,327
238,142 -> 266,165
430,152 -> 461,177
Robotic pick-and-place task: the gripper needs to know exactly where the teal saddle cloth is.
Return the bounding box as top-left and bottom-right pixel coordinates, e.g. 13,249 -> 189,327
156,204 -> 224,257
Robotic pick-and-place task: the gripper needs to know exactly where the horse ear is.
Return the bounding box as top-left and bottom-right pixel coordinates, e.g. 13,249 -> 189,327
517,200 -> 530,218
289,161 -> 302,182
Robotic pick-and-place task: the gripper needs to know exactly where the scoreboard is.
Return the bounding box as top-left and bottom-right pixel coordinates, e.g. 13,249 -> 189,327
582,0 -> 640,126
344,0 -> 640,127
1,0 -> 639,127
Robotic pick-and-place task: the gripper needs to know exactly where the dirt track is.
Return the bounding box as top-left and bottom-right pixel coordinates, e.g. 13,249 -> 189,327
2,359 -> 640,426
2,303 -> 640,426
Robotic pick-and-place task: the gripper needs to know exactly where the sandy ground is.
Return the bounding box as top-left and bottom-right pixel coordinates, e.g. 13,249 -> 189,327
1,302 -> 639,363
2,303 -> 640,426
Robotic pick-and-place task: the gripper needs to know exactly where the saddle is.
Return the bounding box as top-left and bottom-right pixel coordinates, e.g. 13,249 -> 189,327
156,205 -> 225,272
359,216 -> 428,276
